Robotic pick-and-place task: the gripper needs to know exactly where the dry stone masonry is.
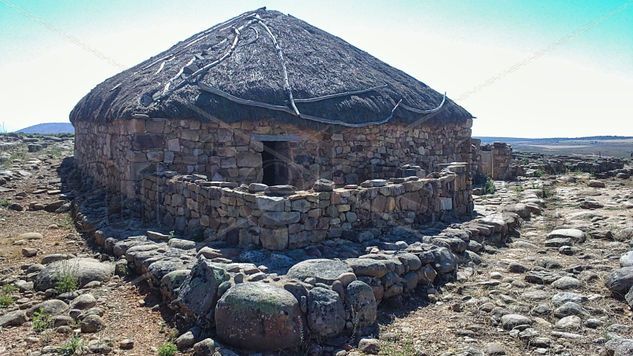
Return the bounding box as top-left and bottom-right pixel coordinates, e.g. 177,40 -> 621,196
139,163 -> 472,248
70,181 -> 523,351
74,118 -> 473,199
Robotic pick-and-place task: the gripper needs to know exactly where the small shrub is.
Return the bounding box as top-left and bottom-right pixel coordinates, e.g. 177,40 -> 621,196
534,169 -> 545,178
0,294 -> 14,308
1,284 -> 17,294
59,336 -> 83,356
55,272 -> 78,293
0,199 -> 10,208
157,342 -> 177,356
32,309 -> 53,332
59,214 -> 74,229
542,186 -> 556,199
483,177 -> 496,195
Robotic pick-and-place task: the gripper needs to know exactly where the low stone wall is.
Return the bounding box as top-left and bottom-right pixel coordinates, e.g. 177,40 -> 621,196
140,164 -> 472,249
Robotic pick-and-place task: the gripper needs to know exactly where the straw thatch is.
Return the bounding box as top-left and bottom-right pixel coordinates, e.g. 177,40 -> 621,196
70,8 -> 472,127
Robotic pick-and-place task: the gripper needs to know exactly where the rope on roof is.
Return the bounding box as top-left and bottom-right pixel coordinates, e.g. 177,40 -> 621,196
294,84 -> 388,103
158,17 -> 259,100
400,93 -> 447,114
255,16 -> 301,116
140,54 -> 174,71
198,82 -> 404,128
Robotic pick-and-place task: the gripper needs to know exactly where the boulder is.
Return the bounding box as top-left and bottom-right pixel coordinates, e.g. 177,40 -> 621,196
587,180 -> 606,188
501,314 -> 532,330
345,280 -> 377,328
0,310 -> 27,327
80,314 -> 105,333
502,203 -> 531,219
27,299 -> 69,317
551,276 -> 581,290
70,294 -> 97,310
346,258 -> 388,278
432,247 -> 457,274
177,259 -> 228,327
160,269 -> 190,298
358,338 -> 380,354
307,287 -> 345,338
620,251 -> 633,267
34,258 -> 114,291
215,283 -> 304,351
606,267 -> 633,296
605,338 -> 633,356
287,259 -> 353,284
193,338 -> 216,355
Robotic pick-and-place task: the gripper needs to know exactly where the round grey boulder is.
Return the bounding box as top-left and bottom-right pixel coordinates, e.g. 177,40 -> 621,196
80,314 -> 106,333
34,258 -> 114,291
501,314 -> 532,330
307,287 -> 345,338
214,283 -> 304,351
346,258 -> 388,278
70,294 -> 97,310
346,280 -> 377,328
620,251 -> 633,267
287,259 -> 352,284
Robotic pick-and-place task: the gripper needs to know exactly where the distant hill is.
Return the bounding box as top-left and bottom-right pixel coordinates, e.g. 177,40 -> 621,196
475,135 -> 633,145
16,122 -> 74,135
475,135 -> 633,158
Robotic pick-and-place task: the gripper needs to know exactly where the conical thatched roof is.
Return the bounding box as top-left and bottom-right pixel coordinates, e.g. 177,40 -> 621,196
70,8 -> 472,127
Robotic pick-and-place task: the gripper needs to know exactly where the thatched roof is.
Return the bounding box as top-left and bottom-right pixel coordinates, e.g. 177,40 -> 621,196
70,8 -> 473,127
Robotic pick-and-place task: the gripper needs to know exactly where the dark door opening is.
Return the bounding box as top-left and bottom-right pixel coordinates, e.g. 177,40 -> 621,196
261,141 -> 289,186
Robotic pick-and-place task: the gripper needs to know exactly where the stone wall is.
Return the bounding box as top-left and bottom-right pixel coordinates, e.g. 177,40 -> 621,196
73,118 -> 473,199
73,181 -> 521,352
476,142 -> 516,180
139,164 -> 472,250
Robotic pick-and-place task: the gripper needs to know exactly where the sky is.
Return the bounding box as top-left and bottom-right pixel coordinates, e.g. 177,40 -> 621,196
0,0 -> 632,137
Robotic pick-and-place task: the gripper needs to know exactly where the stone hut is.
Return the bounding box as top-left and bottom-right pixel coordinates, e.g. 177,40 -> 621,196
71,8 -> 475,245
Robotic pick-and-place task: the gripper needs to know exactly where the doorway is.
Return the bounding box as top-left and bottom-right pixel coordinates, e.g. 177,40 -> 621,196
261,141 -> 289,186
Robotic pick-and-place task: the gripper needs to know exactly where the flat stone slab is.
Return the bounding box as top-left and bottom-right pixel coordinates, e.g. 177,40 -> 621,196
286,259 -> 352,284
547,229 -> 586,242
34,258 -> 114,291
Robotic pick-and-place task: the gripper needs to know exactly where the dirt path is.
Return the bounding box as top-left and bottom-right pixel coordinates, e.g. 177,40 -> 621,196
0,139 -> 176,355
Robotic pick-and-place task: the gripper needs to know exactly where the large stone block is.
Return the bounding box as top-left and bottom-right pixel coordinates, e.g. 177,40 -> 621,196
261,212 -> 300,226
256,196 -> 285,212
236,152 -> 261,168
215,283 -> 304,351
132,134 -> 165,150
260,228 -> 288,250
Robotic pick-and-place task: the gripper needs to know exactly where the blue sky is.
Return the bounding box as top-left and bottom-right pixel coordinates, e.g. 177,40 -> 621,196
1,0 -> 632,136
